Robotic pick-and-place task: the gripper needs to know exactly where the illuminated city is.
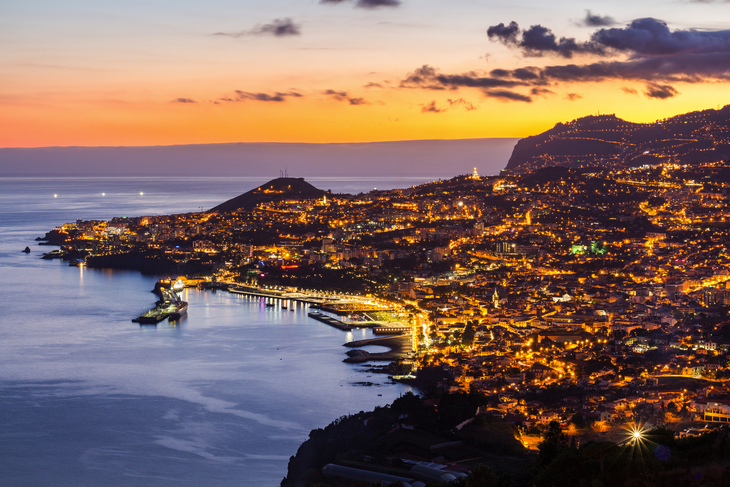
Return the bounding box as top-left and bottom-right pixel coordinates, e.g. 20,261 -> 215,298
36,142 -> 730,485
4,0 -> 730,485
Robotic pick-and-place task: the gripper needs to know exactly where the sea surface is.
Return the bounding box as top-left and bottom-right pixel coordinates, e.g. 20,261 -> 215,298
0,177 -> 426,486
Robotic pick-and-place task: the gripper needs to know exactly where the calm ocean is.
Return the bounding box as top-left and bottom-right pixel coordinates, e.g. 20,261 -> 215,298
0,177 -> 425,487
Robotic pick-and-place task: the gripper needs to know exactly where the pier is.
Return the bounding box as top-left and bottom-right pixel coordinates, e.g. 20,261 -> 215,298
228,285 -> 332,305
307,311 -> 353,331
373,325 -> 411,335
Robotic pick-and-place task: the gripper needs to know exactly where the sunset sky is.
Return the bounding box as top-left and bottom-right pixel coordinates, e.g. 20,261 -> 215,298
3,0 -> 730,148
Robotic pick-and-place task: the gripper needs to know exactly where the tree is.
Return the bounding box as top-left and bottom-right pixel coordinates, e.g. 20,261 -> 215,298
466,464 -> 498,487
462,323 -> 476,347
538,420 -> 569,465
570,412 -> 586,429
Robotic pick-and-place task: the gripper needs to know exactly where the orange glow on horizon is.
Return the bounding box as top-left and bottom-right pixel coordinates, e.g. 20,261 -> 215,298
1,80 -> 727,148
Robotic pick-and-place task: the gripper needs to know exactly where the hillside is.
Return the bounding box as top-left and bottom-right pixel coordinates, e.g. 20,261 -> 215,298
210,177 -> 327,213
506,105 -> 730,173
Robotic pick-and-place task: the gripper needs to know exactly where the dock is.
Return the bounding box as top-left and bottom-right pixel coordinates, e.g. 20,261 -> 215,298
308,311 -> 353,331
228,285 -> 332,305
373,325 -> 411,335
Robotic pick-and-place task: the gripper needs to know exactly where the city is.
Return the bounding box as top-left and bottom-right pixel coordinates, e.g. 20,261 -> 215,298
36,156 -> 730,485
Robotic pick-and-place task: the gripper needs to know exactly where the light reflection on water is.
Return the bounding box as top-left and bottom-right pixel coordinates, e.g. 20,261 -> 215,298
0,177 -> 413,487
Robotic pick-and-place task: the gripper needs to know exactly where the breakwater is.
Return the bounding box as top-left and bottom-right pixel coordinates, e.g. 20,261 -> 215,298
343,335 -> 412,363
308,311 -> 353,331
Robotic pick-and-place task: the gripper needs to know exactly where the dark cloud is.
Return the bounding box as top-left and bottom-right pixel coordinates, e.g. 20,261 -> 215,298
622,87 -> 638,95
581,10 -> 616,27
214,18 -> 300,38
172,98 -> 197,103
489,68 -> 540,80
320,0 -> 401,8
253,18 -> 301,36
483,18 -> 730,98
486,90 -> 532,102
644,83 -> 679,99
447,98 -> 478,111
531,87 -> 555,96
421,101 -> 443,113
404,18 -> 730,103
400,65 -> 526,91
364,82 -> 383,88
323,89 -> 370,105
565,93 -> 583,101
488,21 -> 605,58
220,91 -> 303,102
487,22 -> 520,45
420,98 -> 478,113
489,17 -> 730,67
324,89 -> 348,100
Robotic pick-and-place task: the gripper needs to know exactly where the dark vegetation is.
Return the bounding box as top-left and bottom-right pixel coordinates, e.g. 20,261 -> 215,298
284,391 -> 730,487
282,391 -> 531,487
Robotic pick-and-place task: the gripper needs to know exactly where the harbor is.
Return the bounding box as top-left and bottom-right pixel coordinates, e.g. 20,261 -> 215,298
135,278 -> 415,365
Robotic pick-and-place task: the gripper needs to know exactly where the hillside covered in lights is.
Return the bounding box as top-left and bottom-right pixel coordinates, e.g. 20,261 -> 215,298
506,106 -> 730,173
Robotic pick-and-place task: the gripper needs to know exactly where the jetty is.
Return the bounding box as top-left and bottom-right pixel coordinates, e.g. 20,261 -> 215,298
308,311 -> 353,331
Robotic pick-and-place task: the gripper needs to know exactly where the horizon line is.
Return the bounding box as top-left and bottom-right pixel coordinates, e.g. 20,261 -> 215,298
0,137 -> 521,151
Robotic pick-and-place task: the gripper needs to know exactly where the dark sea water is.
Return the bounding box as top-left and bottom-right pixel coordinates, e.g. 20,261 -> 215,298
0,177 -> 422,486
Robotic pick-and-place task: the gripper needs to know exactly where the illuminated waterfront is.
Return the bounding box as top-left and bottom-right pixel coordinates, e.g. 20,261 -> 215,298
0,177 -> 417,487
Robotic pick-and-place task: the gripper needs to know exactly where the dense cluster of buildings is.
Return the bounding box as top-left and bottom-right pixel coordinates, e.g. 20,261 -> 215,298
48,160 -> 730,436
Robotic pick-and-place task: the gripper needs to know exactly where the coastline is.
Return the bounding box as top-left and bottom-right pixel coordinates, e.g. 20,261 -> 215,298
0,175 -> 423,487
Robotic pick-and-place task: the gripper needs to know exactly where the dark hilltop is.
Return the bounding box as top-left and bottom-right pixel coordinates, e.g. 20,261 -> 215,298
506,105 -> 730,173
210,177 -> 328,213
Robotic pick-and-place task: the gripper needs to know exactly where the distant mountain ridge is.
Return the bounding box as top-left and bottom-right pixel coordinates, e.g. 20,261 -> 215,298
210,177 -> 327,213
506,105 -> 730,173
0,138 -> 517,178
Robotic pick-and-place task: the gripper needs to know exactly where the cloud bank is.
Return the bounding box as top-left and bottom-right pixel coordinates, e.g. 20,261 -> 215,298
404,18 -> 730,102
323,89 -> 369,105
218,91 -> 303,103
